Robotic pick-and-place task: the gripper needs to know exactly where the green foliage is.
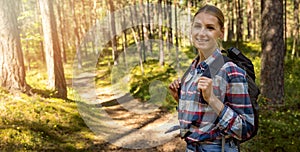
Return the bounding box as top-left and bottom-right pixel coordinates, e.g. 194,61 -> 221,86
128,59 -> 178,111
0,67 -> 103,151
0,88 -> 97,151
285,58 -> 300,100
236,43 -> 300,152
241,104 -> 300,152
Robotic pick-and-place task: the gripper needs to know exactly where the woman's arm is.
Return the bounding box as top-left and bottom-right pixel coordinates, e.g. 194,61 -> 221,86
198,64 -> 255,140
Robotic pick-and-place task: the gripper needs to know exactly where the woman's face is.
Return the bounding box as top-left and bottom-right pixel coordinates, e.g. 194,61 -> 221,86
191,12 -> 223,54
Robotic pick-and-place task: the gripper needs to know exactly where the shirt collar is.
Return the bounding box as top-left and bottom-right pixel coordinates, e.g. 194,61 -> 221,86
192,49 -> 222,70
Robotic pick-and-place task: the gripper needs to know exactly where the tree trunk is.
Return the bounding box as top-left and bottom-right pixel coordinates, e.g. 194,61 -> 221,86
187,0 -> 192,46
158,0 -> 164,66
130,1 -> 144,73
107,0 -> 118,65
167,0 -> 172,52
247,0 -> 254,40
236,0 -> 243,46
54,0 -> 67,63
254,1 -> 260,41
174,0 -> 179,70
261,0 -> 284,104
291,0 -> 299,59
147,0 -> 153,55
121,8 -> 128,68
224,0 -> 230,42
139,0 -> 146,62
284,0 -> 287,56
0,0 -> 29,92
39,0 -> 67,99
69,0 -> 82,69
228,0 -> 234,41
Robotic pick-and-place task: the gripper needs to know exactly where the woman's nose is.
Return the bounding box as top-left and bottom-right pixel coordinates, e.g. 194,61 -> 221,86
198,28 -> 208,35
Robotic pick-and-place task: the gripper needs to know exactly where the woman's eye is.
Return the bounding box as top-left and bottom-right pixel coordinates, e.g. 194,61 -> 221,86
193,25 -> 201,28
207,26 -> 215,30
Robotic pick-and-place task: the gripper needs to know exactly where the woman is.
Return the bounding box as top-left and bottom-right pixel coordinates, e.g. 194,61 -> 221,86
169,5 -> 255,152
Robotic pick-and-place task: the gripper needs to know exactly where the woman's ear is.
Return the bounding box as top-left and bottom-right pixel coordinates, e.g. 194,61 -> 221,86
220,28 -> 224,39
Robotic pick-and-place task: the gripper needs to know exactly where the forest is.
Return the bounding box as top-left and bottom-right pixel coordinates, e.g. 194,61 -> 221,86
0,0 -> 299,151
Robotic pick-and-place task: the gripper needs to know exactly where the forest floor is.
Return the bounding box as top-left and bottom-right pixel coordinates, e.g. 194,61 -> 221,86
72,72 -> 186,152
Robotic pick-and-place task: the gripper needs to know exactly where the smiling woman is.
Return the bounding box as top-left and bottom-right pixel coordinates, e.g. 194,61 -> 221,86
169,4 -> 255,152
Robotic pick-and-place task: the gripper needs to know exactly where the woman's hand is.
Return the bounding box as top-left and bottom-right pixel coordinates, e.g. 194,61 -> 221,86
198,76 -> 224,115
197,76 -> 214,102
169,78 -> 181,102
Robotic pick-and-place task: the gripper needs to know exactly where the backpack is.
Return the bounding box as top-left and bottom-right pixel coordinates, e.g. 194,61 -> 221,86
221,47 -> 260,143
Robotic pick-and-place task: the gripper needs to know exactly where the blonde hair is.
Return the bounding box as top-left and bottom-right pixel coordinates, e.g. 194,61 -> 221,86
193,5 -> 224,29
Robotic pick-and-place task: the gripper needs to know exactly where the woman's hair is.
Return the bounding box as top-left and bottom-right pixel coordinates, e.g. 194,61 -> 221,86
193,5 -> 224,29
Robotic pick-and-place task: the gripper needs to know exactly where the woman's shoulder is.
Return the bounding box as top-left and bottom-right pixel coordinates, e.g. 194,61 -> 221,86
219,61 -> 246,78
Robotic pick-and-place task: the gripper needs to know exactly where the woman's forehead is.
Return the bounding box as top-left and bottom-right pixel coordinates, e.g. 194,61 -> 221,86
193,12 -> 219,24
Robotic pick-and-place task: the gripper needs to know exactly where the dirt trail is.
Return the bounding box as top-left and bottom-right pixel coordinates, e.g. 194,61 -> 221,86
72,72 -> 186,151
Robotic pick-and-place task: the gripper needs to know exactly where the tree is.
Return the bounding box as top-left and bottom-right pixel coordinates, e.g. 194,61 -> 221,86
236,0 -> 243,46
69,0 -> 82,69
139,0 -> 146,62
146,0 -> 153,54
54,0 -> 67,63
0,0 -> 30,92
291,0 -> 299,58
261,0 -> 284,104
39,0 -> 67,99
106,0 -> 118,65
158,0 -> 164,66
129,0 -> 144,73
246,0 -> 254,40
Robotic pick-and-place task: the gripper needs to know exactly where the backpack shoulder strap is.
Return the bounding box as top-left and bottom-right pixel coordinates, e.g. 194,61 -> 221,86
207,52 -> 231,78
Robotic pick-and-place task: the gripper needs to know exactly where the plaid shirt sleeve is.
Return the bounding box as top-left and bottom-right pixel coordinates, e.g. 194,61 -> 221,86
217,62 -> 255,141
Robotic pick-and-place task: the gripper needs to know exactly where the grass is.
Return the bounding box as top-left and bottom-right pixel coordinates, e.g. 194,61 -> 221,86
0,61 -> 110,151
128,59 -> 178,111
0,77 -> 106,151
224,41 -> 300,152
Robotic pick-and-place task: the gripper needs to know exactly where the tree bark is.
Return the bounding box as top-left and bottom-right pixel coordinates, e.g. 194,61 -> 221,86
54,0 -> 67,63
292,0 -> 299,58
261,0 -> 284,104
39,0 -> 67,99
147,0 -> 153,54
254,1 -> 260,41
174,0 -> 179,70
69,0 -> 82,69
247,0 -> 254,40
158,0 -> 164,66
0,0 -> 30,92
236,0 -> 243,46
224,0 -> 230,42
107,0 -> 118,65
121,8 -> 128,68
167,0 -> 172,52
129,1 -> 144,73
139,0 -> 146,62
228,0 -> 234,41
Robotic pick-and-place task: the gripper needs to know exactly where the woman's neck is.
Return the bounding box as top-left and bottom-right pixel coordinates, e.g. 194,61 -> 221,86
198,47 -> 217,62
